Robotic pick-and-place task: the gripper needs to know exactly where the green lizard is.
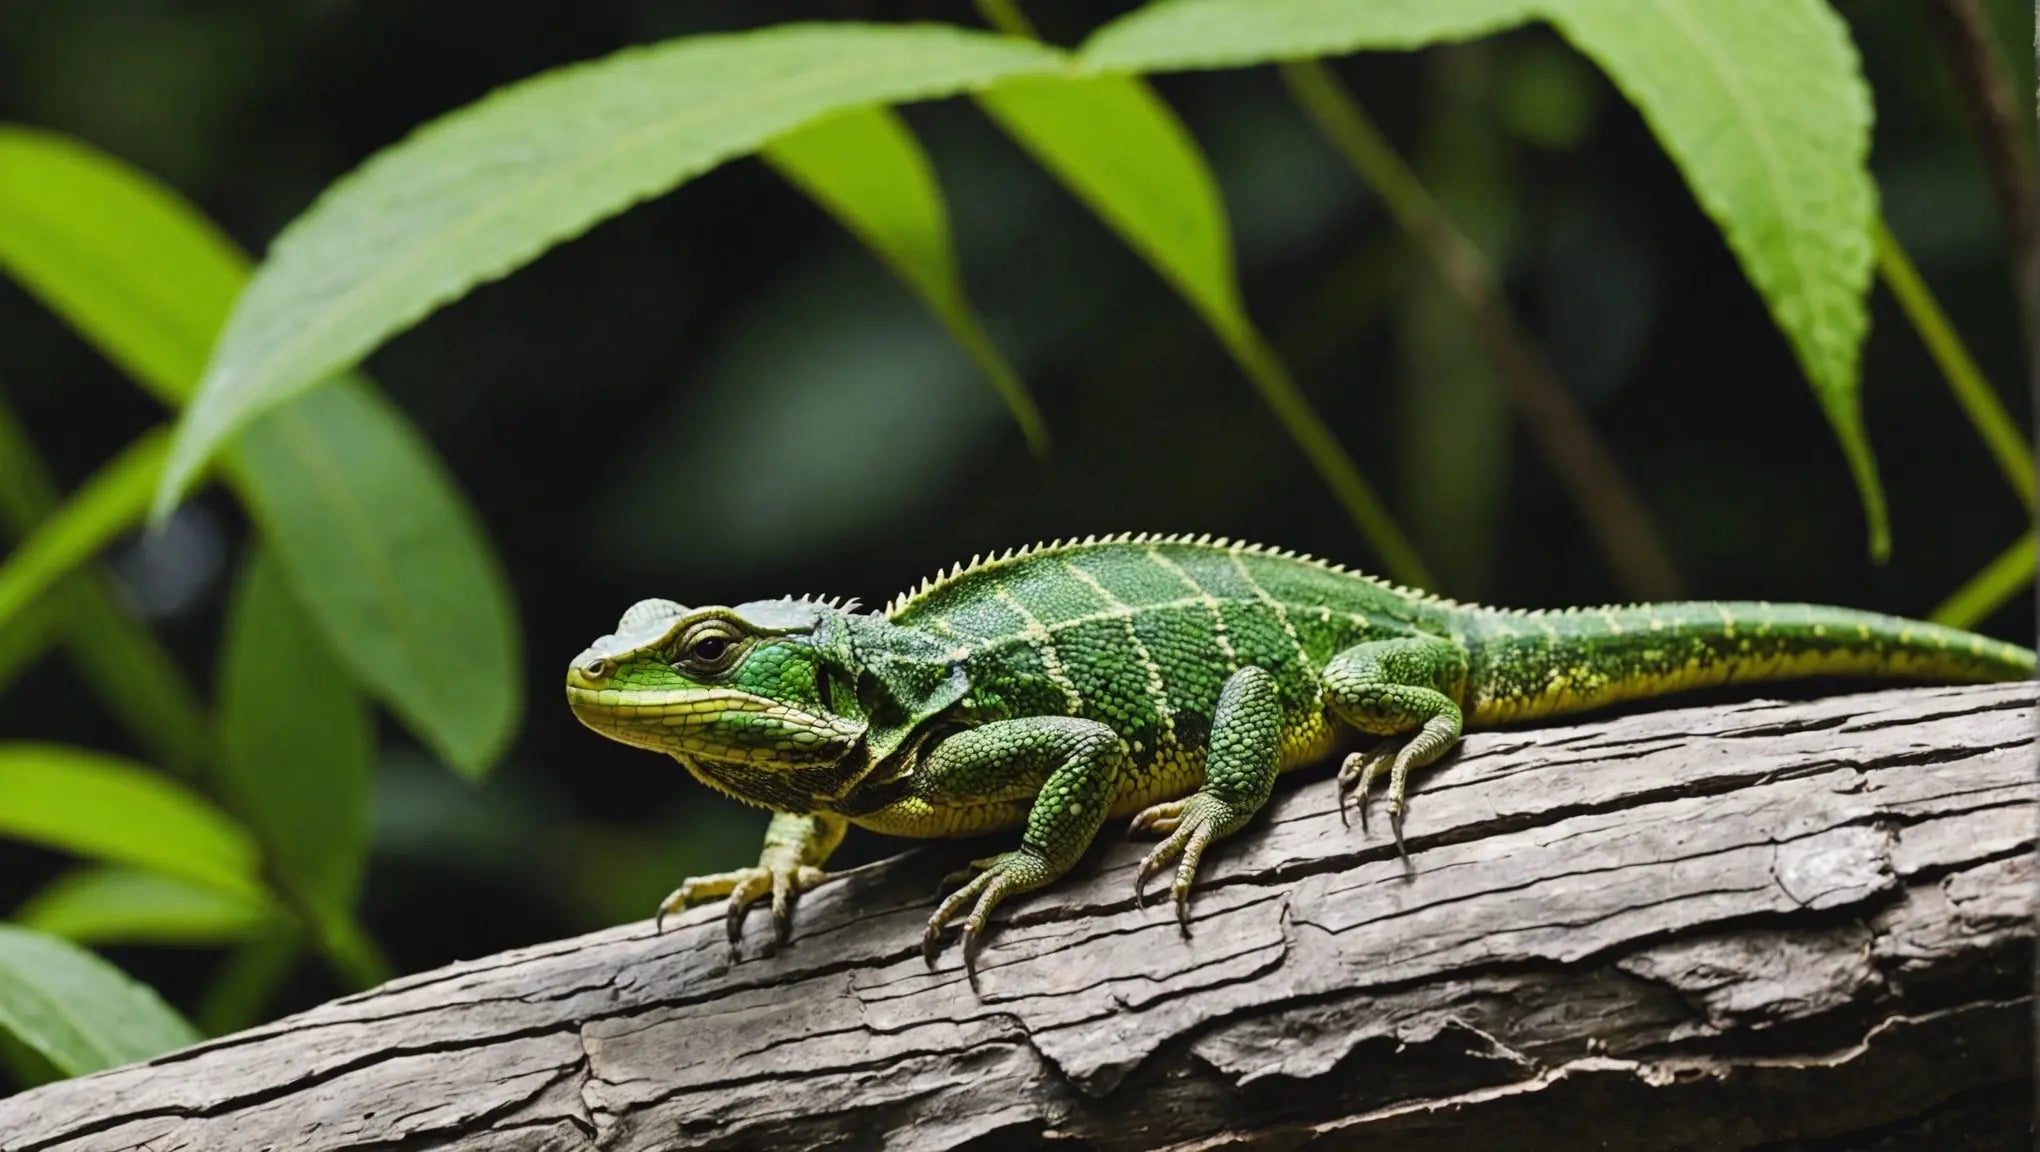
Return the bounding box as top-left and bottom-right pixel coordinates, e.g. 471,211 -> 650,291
565,534 -> 2034,971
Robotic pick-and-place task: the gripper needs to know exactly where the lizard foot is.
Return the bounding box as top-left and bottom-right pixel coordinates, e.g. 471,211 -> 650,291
1336,742 -> 1409,857
1130,792 -> 1250,931
655,863 -> 827,954
922,847 -> 1054,978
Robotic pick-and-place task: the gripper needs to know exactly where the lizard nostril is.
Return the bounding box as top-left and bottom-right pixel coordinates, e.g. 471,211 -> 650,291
580,658 -> 612,682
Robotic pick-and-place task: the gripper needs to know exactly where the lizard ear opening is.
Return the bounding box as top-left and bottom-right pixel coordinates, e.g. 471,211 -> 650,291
817,665 -> 863,719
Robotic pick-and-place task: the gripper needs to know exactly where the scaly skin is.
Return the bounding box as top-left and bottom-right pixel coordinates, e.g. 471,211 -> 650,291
565,534 -> 2035,974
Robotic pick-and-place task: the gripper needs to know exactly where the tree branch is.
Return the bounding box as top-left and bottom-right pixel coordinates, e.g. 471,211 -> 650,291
1,683 -> 2031,1150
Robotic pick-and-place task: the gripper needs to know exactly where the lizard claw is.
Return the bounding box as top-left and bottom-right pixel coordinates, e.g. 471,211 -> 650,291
1129,794 -> 1236,934
770,865 -> 801,945
1336,743 -> 1398,833
922,848 -> 1052,978
1129,800 -> 1187,911
652,863 -> 827,955
655,887 -> 685,934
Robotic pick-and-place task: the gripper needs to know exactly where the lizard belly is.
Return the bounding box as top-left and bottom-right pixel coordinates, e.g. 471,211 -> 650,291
847,796 -> 1035,838
1104,703 -> 1342,820
1107,736 -> 1208,820
846,708 -> 1342,838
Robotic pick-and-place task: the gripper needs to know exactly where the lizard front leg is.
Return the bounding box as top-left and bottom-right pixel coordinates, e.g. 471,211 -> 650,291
657,810 -> 847,952
1127,666 -> 1283,928
904,717 -> 1130,974
1320,636 -> 1468,852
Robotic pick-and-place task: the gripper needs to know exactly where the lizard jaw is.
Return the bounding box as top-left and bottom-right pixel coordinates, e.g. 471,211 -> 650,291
565,683 -> 863,763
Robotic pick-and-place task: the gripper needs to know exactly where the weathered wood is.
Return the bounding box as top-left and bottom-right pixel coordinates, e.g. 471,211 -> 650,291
2,683 -> 2033,1151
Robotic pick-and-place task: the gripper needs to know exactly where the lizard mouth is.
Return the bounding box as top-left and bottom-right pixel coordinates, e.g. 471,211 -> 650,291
565,684 -> 862,761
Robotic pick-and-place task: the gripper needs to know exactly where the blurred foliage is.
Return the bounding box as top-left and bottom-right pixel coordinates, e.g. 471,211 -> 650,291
0,0 -> 2031,1089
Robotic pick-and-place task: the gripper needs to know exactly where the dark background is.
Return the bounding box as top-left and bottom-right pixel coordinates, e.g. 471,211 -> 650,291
0,0 -> 2032,1027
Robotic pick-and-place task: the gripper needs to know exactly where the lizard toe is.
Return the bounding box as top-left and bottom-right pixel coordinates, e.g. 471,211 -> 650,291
1336,742 -> 1399,832
770,869 -> 795,945
1133,832 -> 1182,909
922,848 -> 1052,971
654,887 -> 686,934
934,855 -> 1001,900
723,871 -> 773,951
1132,793 -> 1241,928
1128,799 -> 1185,838
650,863 -> 829,953
654,866 -> 753,933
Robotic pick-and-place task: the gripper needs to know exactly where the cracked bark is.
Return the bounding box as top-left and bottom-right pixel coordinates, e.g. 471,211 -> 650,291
0,683 -> 2033,1151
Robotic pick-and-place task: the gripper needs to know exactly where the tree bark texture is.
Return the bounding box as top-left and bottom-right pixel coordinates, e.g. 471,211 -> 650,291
1,683 -> 2033,1151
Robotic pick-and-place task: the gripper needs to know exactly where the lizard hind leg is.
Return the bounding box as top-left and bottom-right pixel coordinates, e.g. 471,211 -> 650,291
1322,637 -> 1468,854
1129,666 -> 1284,930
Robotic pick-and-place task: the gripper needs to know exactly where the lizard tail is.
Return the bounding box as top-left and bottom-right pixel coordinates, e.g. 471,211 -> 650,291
1460,601 -> 2035,727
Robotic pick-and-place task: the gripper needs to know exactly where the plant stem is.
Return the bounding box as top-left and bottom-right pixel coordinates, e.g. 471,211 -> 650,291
316,904 -> 393,990
933,302 -> 1051,459
1279,59 -> 1685,601
1929,530 -> 2035,628
0,389 -> 213,775
1873,217 -> 2035,511
975,0 -> 1039,40
1917,0 -> 2040,352
975,2 -> 1436,588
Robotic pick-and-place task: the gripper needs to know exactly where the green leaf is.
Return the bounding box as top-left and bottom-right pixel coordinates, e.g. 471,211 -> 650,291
0,128 -> 524,778
0,590 -> 68,699
1083,0 -> 1545,74
762,104 -> 1048,456
1082,0 -> 1885,557
0,924 -> 201,1077
975,73 -> 1433,586
0,574 -> 216,774
1538,0 -> 1882,555
216,545 -> 374,906
152,24 -> 1067,519
229,384 -> 522,777
0,390 -> 213,777
0,429 -> 169,632
14,866 -> 276,946
0,743 -> 266,901
980,75 -> 1244,335
0,128 -> 247,409
0,1028 -> 63,1091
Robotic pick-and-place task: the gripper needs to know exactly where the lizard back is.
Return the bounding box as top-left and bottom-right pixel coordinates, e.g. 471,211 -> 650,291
869,534 -> 1461,821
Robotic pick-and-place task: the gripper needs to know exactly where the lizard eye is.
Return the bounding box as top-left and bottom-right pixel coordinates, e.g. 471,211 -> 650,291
672,623 -> 743,674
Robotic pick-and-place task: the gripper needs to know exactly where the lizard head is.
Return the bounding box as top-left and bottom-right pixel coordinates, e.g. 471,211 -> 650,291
565,596 -> 870,769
